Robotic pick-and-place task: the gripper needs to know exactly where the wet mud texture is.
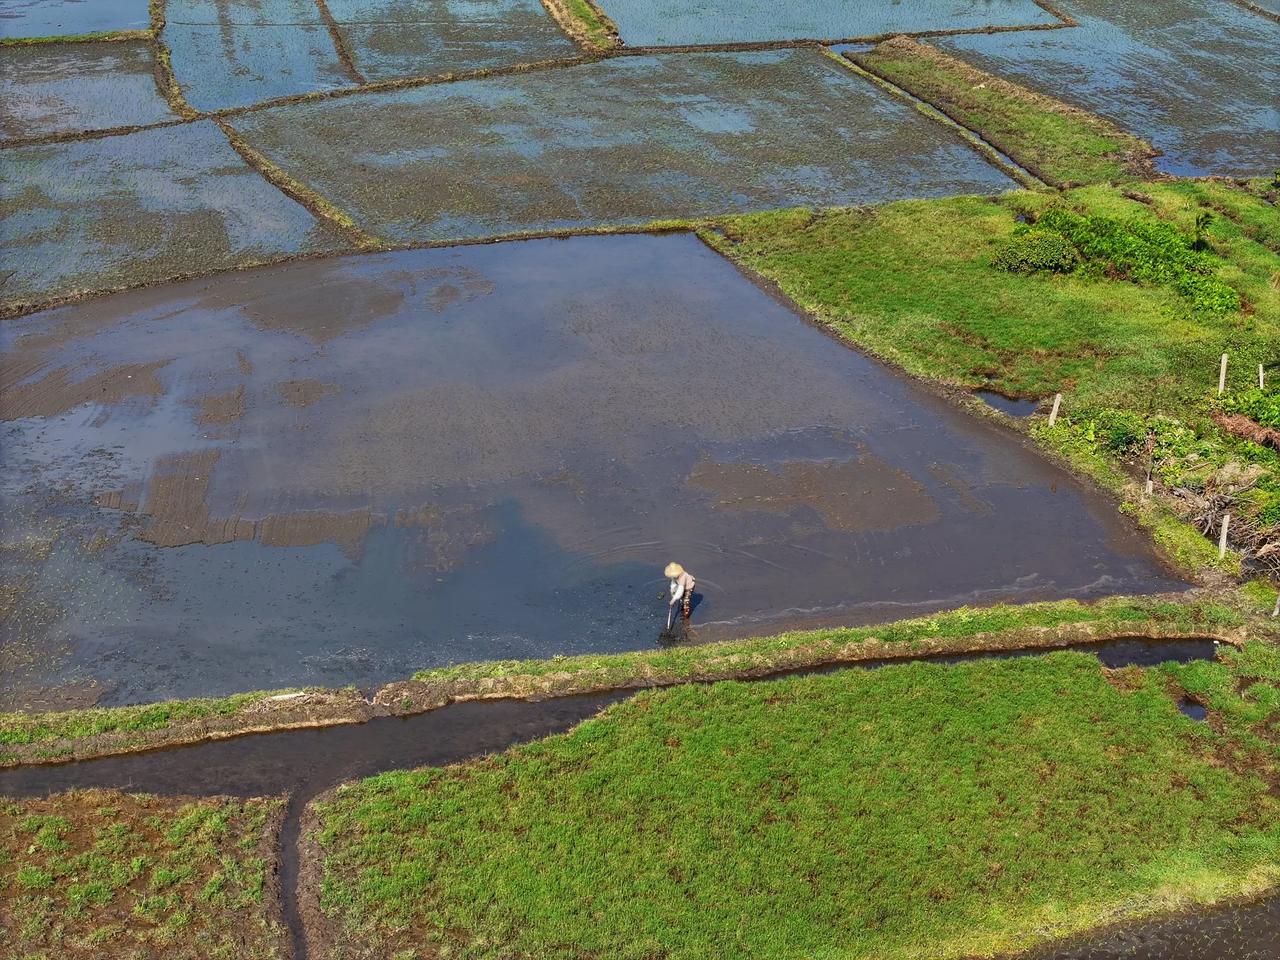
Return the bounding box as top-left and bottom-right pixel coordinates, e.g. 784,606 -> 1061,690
164,3 -> 352,112
0,0 -> 150,38
227,48 -> 1017,243
600,0 -> 1060,45
0,119 -> 345,309
0,40 -> 177,141
324,0 -> 577,82
938,0 -> 1280,176
0,234 -> 1186,705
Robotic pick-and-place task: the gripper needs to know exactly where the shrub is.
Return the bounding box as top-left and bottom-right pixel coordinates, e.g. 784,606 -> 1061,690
992,228 -> 1080,273
1028,208 -> 1240,316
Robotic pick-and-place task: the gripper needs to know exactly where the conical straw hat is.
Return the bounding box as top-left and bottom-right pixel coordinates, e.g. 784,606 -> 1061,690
664,562 -> 684,578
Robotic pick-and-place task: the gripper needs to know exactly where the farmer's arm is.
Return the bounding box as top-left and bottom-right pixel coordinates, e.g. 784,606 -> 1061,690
669,580 -> 684,606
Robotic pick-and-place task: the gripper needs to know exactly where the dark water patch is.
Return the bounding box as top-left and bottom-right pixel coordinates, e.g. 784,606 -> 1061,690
939,0 -> 1280,176
0,40 -> 176,140
227,48 -> 1016,244
0,234 -> 1187,705
601,0 -> 1059,46
1177,698 -> 1208,721
0,0 -> 149,38
0,120 -> 346,309
976,389 -> 1040,416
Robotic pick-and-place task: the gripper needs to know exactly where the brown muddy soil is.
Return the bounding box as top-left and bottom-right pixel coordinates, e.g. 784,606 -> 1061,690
0,234 -> 1187,705
0,788 -> 289,959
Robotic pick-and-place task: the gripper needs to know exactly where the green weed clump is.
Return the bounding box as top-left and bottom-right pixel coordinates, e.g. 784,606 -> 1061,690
1219,387 -> 1280,430
1032,208 -> 1240,316
317,653 -> 1280,960
993,228 -> 1080,273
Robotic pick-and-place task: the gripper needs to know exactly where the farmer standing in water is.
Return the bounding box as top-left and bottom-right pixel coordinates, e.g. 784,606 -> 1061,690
665,562 -> 696,621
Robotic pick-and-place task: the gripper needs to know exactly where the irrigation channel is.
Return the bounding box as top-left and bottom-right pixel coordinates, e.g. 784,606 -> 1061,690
3,637 -> 1274,960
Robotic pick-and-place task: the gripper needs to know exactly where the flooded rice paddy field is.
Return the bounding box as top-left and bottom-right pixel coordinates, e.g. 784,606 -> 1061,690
165,1 -> 355,112
599,0 -> 1062,46
0,234 -> 1185,707
0,40 -> 177,141
938,0 -> 1280,176
324,0 -> 578,82
0,120 -> 345,308
0,0 -> 150,37
228,49 -> 1016,243
163,0 -> 578,110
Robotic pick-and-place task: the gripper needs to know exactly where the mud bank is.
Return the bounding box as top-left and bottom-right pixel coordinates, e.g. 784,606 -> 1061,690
0,234 -> 1188,705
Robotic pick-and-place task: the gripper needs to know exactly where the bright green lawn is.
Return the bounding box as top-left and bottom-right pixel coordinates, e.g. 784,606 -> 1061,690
316,652 -> 1280,960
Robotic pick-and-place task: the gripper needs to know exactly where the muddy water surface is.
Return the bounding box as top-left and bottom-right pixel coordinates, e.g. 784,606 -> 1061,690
0,234 -> 1185,705
600,0 -> 1060,46
0,0 -> 150,38
0,120 -> 345,309
325,0 -> 578,82
939,0 -> 1280,176
227,48 -> 1016,243
1,40 -> 176,140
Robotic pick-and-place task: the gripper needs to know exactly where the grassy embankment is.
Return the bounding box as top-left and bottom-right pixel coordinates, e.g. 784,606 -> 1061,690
313,642 -> 1280,960
1,790 -> 285,959
850,37 -> 1155,188
540,0 -> 620,50
0,595 -> 1247,766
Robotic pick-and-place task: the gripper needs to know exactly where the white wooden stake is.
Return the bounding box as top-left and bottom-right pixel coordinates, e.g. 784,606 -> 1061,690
1218,513 -> 1230,559
1218,353 -> 1228,394
1048,393 -> 1062,427
1145,478 -> 1154,496
1261,363 -> 1266,390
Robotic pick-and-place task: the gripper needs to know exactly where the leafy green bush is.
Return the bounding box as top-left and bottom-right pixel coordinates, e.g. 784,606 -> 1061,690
1030,208 -> 1240,316
992,228 -> 1080,273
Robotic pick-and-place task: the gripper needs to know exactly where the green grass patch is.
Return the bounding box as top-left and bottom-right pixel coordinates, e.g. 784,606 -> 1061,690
851,37 -> 1154,187
0,790 -> 285,958
317,652 -> 1280,959
0,690 -> 281,748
